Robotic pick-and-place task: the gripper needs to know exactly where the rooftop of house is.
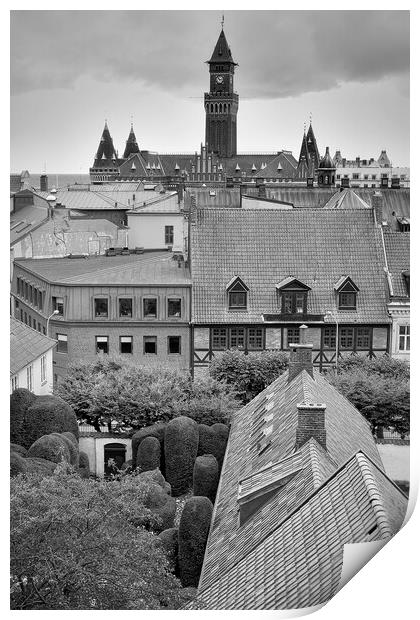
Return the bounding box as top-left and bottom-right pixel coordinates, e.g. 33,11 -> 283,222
14,251 -> 191,286
10,317 -> 56,375
196,364 -> 407,609
191,208 -> 389,324
10,203 -> 50,245
383,231 -> 410,298
35,187 -> 176,211
323,188 -> 372,210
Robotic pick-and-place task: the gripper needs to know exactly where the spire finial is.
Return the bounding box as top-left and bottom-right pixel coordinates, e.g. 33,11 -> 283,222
309,111 -> 312,125
130,113 -> 133,130
304,121 -> 306,135
221,14 -> 224,29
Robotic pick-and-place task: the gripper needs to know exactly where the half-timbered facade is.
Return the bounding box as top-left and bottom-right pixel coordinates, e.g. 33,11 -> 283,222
191,207 -> 390,375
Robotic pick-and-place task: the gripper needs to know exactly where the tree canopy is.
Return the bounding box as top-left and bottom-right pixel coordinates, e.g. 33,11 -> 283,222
10,465 -> 190,610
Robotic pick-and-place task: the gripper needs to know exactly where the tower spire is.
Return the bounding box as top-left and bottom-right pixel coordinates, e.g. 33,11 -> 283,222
123,121 -> 140,159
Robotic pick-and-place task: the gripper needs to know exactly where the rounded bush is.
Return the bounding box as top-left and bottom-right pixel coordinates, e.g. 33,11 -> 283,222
137,436 -> 161,472
25,457 -> 57,477
10,452 -> 28,477
178,496 -> 213,587
164,417 -> 199,497
136,468 -> 166,489
78,451 -> 90,471
27,434 -> 71,464
10,388 -> 36,445
197,424 -> 213,456
132,423 -> 166,474
51,433 -> 79,466
140,482 -> 177,533
61,431 -> 78,447
197,423 -> 229,470
22,395 -> 79,449
10,443 -> 27,457
158,528 -> 179,575
193,455 -> 219,503
77,467 -> 90,479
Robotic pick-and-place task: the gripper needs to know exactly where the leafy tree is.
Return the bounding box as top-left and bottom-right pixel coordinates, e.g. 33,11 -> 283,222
329,364 -> 410,437
209,349 -> 289,403
55,357 -> 239,431
10,465 -> 191,610
335,354 -> 409,381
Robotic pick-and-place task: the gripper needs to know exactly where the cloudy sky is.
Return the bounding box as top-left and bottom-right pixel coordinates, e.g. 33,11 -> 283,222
10,10 -> 410,173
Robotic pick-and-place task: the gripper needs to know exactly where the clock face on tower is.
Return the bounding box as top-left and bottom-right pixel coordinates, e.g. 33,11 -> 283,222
215,75 -> 224,84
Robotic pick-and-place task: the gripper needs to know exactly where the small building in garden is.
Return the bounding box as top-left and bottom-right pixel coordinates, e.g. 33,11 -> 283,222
196,342 -> 408,610
78,425 -> 132,478
10,317 -> 56,394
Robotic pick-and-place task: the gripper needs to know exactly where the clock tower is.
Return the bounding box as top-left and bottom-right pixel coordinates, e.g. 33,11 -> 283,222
204,27 -> 238,158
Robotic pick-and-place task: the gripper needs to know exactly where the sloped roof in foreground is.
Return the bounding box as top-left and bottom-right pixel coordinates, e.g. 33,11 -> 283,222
196,370 -> 408,609
10,318 -> 56,375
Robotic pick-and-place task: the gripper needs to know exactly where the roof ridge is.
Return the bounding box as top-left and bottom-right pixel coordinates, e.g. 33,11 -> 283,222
355,452 -> 393,538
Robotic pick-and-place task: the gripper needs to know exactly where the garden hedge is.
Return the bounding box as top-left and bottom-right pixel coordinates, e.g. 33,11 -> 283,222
164,417 -> 199,497
27,434 -> 71,464
10,452 -> 28,477
10,388 -> 36,445
61,431 -> 78,447
78,451 -> 90,471
21,395 -> 79,449
137,482 -> 177,534
24,457 -> 57,476
158,527 -> 179,575
198,423 -> 229,470
10,443 -> 27,457
193,455 -> 219,503
131,423 -> 167,472
137,436 -> 161,472
178,496 -> 213,587
51,433 -> 79,466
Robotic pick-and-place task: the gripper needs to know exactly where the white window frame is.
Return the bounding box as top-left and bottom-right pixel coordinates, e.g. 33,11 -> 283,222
26,364 -> 33,392
40,354 -> 47,384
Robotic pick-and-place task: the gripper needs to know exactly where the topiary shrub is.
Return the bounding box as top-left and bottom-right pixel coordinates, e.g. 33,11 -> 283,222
137,482 -> 177,533
25,457 -> 57,477
10,452 -> 28,477
77,467 -> 90,479
27,434 -> 71,464
78,451 -> 90,471
10,443 -> 27,457
137,436 -> 161,472
197,423 -> 229,470
22,395 -> 79,449
193,455 -> 219,503
158,527 -> 179,575
178,496 -> 213,587
164,417 -> 199,497
51,433 -> 79,466
10,388 -> 36,445
61,431 -> 78,447
132,423 -> 167,474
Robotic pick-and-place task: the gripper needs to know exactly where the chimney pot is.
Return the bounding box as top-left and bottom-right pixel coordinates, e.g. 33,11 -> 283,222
372,191 -> 383,225
288,343 -> 314,382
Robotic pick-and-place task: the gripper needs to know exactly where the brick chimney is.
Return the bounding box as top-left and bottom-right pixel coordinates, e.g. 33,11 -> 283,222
296,402 -> 327,450
372,191 -> 383,225
288,345 -> 314,382
40,174 -> 48,192
256,178 -> 266,198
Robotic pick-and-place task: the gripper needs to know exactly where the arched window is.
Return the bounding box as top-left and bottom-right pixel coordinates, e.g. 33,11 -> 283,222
325,175 -> 329,185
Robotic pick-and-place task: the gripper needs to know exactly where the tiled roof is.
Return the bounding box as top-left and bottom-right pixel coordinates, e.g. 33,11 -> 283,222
383,231 -> 410,298
191,208 -> 389,323
10,204 -> 50,245
196,370 -> 407,609
185,188 -> 241,209
35,188 -> 173,211
323,188 -> 371,210
10,317 -> 56,375
15,252 -> 191,286
218,152 -> 298,177
126,192 -> 180,213
244,187 -> 337,207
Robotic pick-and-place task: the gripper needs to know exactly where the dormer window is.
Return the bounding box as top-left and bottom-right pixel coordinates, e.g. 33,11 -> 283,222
226,276 -> 249,310
334,276 -> 359,310
276,277 -> 311,315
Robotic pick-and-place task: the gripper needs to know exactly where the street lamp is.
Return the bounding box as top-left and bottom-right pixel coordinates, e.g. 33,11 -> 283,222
324,311 -> 339,373
47,309 -> 59,337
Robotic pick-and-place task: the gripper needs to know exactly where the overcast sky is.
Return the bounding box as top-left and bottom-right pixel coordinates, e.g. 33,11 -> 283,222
10,10 -> 410,173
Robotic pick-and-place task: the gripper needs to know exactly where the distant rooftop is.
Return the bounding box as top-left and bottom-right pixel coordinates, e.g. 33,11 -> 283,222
10,317 -> 56,375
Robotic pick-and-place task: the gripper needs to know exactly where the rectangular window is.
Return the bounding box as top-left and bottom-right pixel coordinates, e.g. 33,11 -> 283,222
53,296 -> 64,316
56,333 -> 68,353
287,328 -> 301,346
356,327 -> 370,349
230,327 -> 245,349
33,318 -> 37,330
339,327 -> 354,350
372,175 -> 376,180
229,291 -> 247,309
212,328 -> 228,350
120,336 -> 133,354
41,354 -> 47,383
24,282 -> 28,300
38,322 -> 41,332
20,309 -> 23,322
17,278 -> 21,296
94,298 -> 108,318
295,293 -> 305,314
339,292 -> 356,310
168,298 -> 182,318
15,299 -> 19,310
38,290 -> 43,309
399,325 -> 410,351
11,375 -> 18,391
364,175 -> 369,180
352,174 -> 359,180
283,293 -> 293,314
43,326 -> 46,335
323,327 -> 336,349
282,291 -> 307,315
26,364 -> 33,391
143,298 -> 157,318
119,298 -> 133,318
168,336 -> 181,354
144,336 -> 157,354
95,336 -> 109,354
165,225 -> 174,245
24,312 -> 27,324
248,328 -> 264,350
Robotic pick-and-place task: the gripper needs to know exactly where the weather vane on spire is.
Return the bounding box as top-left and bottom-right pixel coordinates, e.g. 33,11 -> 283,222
221,14 -> 224,29
309,111 -> 312,125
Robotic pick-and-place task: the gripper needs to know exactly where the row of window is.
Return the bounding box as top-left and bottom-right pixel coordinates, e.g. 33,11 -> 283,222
11,355 -> 47,392
227,289 -> 357,312
18,305 -> 46,334
52,296 -> 183,320
16,278 -> 44,311
56,334 -> 182,355
211,326 -> 378,351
